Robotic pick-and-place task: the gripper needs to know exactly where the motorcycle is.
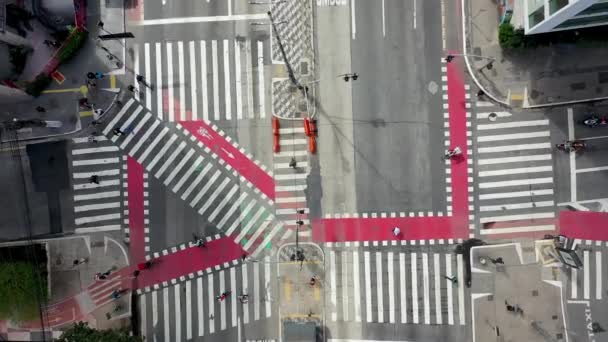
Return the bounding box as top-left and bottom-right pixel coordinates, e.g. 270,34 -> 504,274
580,114 -> 607,128
556,140 -> 587,152
444,146 -> 462,159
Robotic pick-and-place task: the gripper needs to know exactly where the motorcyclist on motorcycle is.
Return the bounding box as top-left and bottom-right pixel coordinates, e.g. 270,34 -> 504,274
444,146 -> 462,159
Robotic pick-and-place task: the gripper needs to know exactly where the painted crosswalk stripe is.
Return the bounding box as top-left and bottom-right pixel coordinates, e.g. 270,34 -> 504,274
364,251 -> 372,322
219,192 -> 248,233
174,284 -> 182,341
198,178 -> 231,215
226,199 -> 255,235
254,223 -> 283,258
103,98 -> 134,135
75,213 -> 120,225
74,191 -> 120,201
477,142 -> 551,153
342,252 -> 349,321
571,268 -> 577,298
253,261 -> 260,321
208,273 -> 215,333
422,253 -> 430,324
147,134 -> 177,170
74,169 -> 120,179
75,202 -> 120,212
133,45 -> 140,101
235,206 -> 266,242
156,42 -> 163,120
75,225 -> 121,234
479,212 -> 554,223
140,293 -> 147,340
478,166 -> 552,177
446,254 -> 454,325
387,252 -> 395,323
212,40 -> 220,121
73,158 -> 120,166
190,170 -> 221,207
477,131 -> 550,142
411,252 -> 419,324
74,180 -> 120,191
479,188 -> 553,200
584,251 -> 590,300
457,254 -> 465,325
144,43 -> 152,109
353,251 -> 361,322
178,41 -> 186,121
476,111 -> 511,119
167,42 -> 175,122
264,257 -> 272,318
257,41 -> 265,118
244,220 -> 272,252
181,163 -> 212,201
479,177 -> 553,189
138,126 -> 169,164
434,253 -> 442,324
111,105 -> 142,144
220,270 -> 226,330
208,184 -> 239,222
197,277 -> 204,336
189,41 -> 198,120
154,141 -> 187,178
376,252 -> 384,322
230,267 -> 237,327
121,112 -> 151,150
246,39 -> 254,119
597,252 -> 603,300
478,154 -> 551,165
480,224 -> 555,235
200,40 -> 209,121
480,200 -> 554,212
152,290 -> 158,334
477,119 -> 548,130
224,39 -> 232,120
399,253 -> 407,323
163,287 -> 170,342
241,263 -> 250,324
185,281 -> 192,340
330,251 -> 337,321
235,40 -> 243,120
72,146 -> 119,155
130,120 -> 160,156
173,155 -> 204,193
476,101 -> 494,107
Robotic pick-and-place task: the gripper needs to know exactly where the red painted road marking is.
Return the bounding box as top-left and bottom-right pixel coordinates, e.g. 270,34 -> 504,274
51,70 -> 65,84
180,120 -> 275,200
128,157 -> 146,264
559,211 -> 608,241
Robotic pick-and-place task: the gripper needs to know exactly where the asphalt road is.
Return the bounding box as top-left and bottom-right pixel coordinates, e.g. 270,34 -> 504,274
349,0 -> 446,213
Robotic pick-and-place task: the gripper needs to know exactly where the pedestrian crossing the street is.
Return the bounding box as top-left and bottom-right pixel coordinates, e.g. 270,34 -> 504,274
139,257 -> 275,341
472,101 -> 557,237
132,38 -> 269,122
567,244 -> 608,301
101,98 -> 283,256
71,136 -> 124,234
326,249 -> 466,325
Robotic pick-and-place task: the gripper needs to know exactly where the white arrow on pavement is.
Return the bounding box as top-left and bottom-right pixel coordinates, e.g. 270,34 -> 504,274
221,147 -> 235,159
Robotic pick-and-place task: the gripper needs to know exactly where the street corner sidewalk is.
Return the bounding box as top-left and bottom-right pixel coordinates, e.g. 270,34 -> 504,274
464,0 -> 608,109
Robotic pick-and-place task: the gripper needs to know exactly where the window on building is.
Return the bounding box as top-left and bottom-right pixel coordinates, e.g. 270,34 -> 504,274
555,13 -> 608,28
576,2 -> 608,16
549,0 -> 569,15
529,6 -> 546,27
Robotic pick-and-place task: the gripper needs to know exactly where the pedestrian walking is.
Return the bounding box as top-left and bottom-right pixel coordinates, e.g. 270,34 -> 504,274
392,227 -> 401,236
491,257 -> 504,265
79,97 -> 92,109
309,276 -> 317,286
238,294 -> 249,303
444,275 -> 458,284
136,74 -> 154,89
87,72 -> 95,80
95,272 -> 107,281
127,84 -> 138,94
35,106 -> 46,113
241,254 -> 248,261
72,258 -> 87,266
89,175 -> 100,184
87,79 -> 96,88
95,71 -> 105,79
476,90 -> 485,97
137,261 -> 152,270
123,125 -> 135,135
113,128 -> 123,136
289,157 -> 297,169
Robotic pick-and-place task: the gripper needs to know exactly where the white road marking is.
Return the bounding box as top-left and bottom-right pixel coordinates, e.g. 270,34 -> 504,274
121,112 -> 151,150
353,251 -> 361,322
413,0 -> 416,28
231,267 -> 237,327
166,42 -> 175,122
476,111 -> 512,119
163,287 -> 170,342
75,213 -> 121,225
140,293 -> 147,340
446,254 -> 454,325
568,108 -> 576,202
388,252 -> 395,323
219,193 -> 248,233
365,251 -> 372,322
411,252 -> 419,324
186,281 -> 192,340
189,41 -> 198,120
73,170 -> 119,179
477,131 -> 550,142
208,273 -> 215,333
480,224 -> 556,235
480,200 -> 555,212
477,143 -> 551,154
246,39 -> 254,119
200,40 -> 209,121
138,14 -> 269,26
596,251 -> 602,300
577,166 -> 608,173
457,254 -> 465,325
478,154 -> 551,165
144,43 -> 152,109
254,261 -> 260,320
235,40 -> 243,120
181,163 -> 212,201
422,253 -> 430,324
351,0 -> 356,40
376,252 -> 384,322
75,225 -> 121,234
224,39 -> 232,120
133,44 -> 140,101
479,188 -> 553,200
197,277 -> 204,336
264,256 -> 271,317
190,170 -> 222,207
479,177 -> 553,189
479,212 -> 554,223
399,253 -> 407,323
226,199 -> 255,235
478,166 -> 553,177
103,98 -> 134,135
155,42 -> 163,120
174,284 -> 182,341
241,264 -> 250,324
72,146 -> 119,155
584,251 -> 590,300
220,270 -> 226,330
208,184 -> 239,222
164,149 -> 195,186
381,0 -> 386,37
433,253 -> 442,324
330,251 -> 338,321
477,119 -> 548,130
212,40 -> 220,120
342,251 -> 349,321
274,173 -> 308,181
227,0 -> 232,15
75,202 -> 120,212
154,141 -> 187,178
73,158 -> 120,166
571,268 -> 578,299
257,41 -> 265,118
173,155 -> 204,193
198,178 -> 230,215
152,290 -> 158,331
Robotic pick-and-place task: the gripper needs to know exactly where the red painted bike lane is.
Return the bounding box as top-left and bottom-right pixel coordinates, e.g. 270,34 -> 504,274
313,60 -> 470,242
128,157 -> 146,264
559,211 -> 608,241
179,121 -> 275,200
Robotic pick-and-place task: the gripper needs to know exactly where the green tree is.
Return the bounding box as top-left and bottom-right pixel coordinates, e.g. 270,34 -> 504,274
499,23 -> 525,49
0,261 -> 48,322
56,322 -> 143,342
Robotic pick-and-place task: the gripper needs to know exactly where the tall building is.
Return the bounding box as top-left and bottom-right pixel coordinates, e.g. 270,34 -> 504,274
525,0 -> 608,34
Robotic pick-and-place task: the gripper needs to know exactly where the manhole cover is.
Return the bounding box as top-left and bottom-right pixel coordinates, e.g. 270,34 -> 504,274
488,112 -> 498,121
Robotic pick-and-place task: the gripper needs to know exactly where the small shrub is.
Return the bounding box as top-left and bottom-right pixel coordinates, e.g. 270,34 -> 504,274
8,45 -> 31,74
499,23 -> 525,49
58,29 -> 88,64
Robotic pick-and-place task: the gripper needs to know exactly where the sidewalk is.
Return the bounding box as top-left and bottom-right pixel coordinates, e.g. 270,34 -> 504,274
463,0 -> 608,108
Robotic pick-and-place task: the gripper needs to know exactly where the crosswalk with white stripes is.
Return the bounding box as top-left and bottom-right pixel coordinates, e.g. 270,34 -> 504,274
132,39 -> 269,122
139,257 -> 275,341
473,101 -> 556,236
567,246 -> 607,301
326,249 -> 467,325
71,136 -> 124,234
101,98 -> 283,256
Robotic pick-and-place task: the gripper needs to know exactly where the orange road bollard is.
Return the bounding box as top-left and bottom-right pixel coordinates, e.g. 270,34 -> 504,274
308,135 -> 316,154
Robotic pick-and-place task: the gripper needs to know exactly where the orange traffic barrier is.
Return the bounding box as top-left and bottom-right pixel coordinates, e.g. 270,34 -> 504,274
308,135 -> 316,154
304,118 -> 311,136
273,134 -> 280,153
272,116 -> 280,135
310,119 -> 318,136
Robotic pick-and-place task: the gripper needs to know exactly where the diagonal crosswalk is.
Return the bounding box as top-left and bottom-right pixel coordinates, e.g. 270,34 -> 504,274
101,98 -> 282,256
472,101 -> 557,237
138,257 -> 275,341
71,136 -> 124,234
132,39 -> 268,122
566,245 -> 607,301
325,249 -> 466,325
